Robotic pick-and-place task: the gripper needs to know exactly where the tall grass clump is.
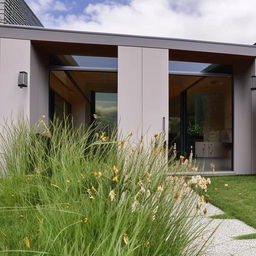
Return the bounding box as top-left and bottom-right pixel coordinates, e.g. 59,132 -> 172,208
0,118 -> 210,255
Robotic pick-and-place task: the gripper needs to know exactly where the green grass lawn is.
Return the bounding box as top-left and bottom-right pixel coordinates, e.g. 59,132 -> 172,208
234,233 -> 256,240
207,175 -> 256,229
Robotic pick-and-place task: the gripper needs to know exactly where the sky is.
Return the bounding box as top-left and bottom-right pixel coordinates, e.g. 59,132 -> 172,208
25,0 -> 256,45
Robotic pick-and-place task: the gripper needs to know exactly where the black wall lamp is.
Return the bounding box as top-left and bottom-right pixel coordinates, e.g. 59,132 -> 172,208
18,71 -> 28,88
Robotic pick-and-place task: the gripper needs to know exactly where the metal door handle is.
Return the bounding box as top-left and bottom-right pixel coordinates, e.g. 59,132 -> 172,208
162,117 -> 166,132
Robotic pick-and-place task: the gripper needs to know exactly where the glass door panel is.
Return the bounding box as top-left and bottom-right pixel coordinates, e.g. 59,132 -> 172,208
169,75 -> 202,156
187,76 -> 232,171
169,94 -> 180,154
169,74 -> 233,171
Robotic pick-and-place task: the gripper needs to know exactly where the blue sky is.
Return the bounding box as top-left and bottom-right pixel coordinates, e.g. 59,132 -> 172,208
25,0 -> 256,44
26,0 -> 130,19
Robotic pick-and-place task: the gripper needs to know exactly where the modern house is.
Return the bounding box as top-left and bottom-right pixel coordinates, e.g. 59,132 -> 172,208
0,0 -> 43,27
0,24 -> 256,174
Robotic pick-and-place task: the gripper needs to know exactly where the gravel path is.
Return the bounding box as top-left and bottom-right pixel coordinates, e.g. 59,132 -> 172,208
203,204 -> 256,256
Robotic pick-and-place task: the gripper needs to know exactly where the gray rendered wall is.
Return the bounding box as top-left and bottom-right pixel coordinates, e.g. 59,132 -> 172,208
252,89 -> 256,174
0,38 -> 30,124
118,46 -> 143,141
142,48 -> 168,142
118,46 -> 168,144
30,45 -> 49,125
251,63 -> 256,175
234,59 -> 256,174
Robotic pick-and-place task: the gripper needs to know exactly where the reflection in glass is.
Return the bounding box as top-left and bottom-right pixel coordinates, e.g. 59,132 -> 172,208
169,61 -> 232,74
169,61 -> 211,72
50,55 -> 117,69
95,92 -> 117,133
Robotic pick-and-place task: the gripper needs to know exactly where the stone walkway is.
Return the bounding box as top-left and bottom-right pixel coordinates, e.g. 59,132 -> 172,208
203,204 -> 256,256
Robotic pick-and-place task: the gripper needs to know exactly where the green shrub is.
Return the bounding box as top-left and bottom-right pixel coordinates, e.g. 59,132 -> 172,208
0,118 -> 210,255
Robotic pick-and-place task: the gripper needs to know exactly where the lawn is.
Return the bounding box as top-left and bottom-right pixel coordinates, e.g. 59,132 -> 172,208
207,175 -> 256,228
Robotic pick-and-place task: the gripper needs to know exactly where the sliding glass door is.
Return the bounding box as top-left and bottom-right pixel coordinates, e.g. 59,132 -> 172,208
169,73 -> 233,171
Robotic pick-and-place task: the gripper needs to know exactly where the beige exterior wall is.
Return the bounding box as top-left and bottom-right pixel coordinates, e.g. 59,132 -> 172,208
0,38 -> 31,124
118,46 -> 168,143
118,46 -> 143,141
234,59 -> 255,174
251,60 -> 256,174
142,48 -> 168,142
30,44 -> 49,125
252,88 -> 256,174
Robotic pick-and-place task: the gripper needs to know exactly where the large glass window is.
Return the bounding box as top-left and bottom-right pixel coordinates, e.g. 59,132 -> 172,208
169,72 -> 233,171
49,70 -> 117,133
186,76 -> 232,171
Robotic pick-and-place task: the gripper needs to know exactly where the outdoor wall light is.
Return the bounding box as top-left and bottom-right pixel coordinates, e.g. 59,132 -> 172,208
252,76 -> 256,90
18,71 -> 28,88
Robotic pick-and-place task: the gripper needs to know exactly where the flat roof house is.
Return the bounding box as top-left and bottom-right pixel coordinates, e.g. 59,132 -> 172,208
0,24 -> 256,174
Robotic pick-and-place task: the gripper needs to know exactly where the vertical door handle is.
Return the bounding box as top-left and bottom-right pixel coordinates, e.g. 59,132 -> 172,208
162,117 -> 166,132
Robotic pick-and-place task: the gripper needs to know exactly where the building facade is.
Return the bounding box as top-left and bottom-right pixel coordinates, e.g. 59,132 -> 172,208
0,24 -> 256,174
0,0 -> 42,26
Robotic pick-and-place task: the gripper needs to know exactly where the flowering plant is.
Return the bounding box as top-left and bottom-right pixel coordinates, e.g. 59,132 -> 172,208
0,118 -> 211,255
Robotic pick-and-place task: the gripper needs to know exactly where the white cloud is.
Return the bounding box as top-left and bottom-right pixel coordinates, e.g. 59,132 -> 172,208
28,0 -> 256,44
53,1 -> 69,11
27,0 -> 69,15
27,0 -> 54,13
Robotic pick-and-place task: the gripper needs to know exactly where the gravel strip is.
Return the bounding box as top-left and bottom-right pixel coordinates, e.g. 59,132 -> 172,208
202,204 -> 256,256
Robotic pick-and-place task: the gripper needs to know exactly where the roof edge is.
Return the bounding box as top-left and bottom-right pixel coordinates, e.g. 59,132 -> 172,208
0,24 -> 255,57
0,24 -> 254,48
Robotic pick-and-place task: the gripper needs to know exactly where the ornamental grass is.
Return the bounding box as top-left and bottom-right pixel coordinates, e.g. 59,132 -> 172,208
0,118 -> 211,255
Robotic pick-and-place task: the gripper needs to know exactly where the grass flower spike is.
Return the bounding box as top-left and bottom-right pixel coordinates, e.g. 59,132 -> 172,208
120,141 -> 125,148
101,136 -> 108,142
82,218 -> 90,223
112,166 -> 119,175
109,190 -> 116,201
112,176 -> 118,182
145,241 -> 151,248
157,185 -> 164,192
123,234 -> 129,245
91,172 -> 102,178
24,237 -> 31,248
174,193 -> 180,199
